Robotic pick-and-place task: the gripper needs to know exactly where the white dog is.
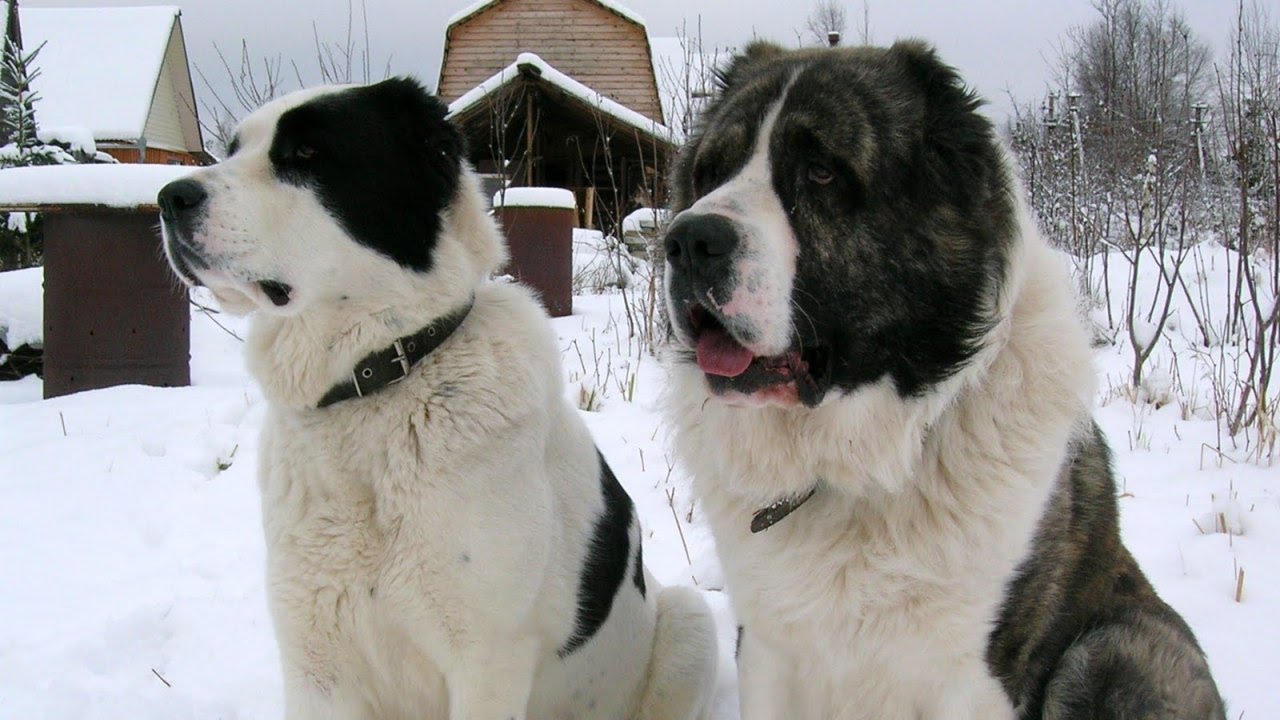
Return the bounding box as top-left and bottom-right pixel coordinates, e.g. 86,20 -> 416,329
158,77 -> 716,720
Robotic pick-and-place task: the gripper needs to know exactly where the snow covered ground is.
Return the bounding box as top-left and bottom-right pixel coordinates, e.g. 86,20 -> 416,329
0,262 -> 1276,718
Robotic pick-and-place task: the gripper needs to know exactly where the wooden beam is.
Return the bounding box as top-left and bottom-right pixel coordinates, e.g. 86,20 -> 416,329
525,91 -> 536,186
0,203 -> 162,214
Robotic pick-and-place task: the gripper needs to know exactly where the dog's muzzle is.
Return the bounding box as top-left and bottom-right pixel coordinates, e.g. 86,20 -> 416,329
157,179 -> 212,283
664,212 -> 831,406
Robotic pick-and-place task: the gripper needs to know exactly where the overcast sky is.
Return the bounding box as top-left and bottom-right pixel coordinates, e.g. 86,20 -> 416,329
23,0 -> 1237,127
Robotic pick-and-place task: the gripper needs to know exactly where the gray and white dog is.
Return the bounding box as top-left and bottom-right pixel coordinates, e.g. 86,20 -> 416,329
662,41 -> 1226,719
158,77 -> 717,720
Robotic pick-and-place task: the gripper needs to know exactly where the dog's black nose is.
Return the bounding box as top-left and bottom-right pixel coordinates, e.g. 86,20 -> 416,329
157,179 -> 208,221
664,213 -> 739,267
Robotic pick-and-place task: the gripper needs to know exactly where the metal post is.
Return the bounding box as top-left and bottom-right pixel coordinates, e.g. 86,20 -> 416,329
1191,102 -> 1207,180
1067,92 -> 1083,256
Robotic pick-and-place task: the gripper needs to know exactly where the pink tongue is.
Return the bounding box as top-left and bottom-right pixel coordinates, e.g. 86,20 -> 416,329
697,327 -> 755,377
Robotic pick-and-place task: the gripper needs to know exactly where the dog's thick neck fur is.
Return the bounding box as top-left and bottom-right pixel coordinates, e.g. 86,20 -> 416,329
666,196 -> 1096,714
246,170 -> 506,409
669,199 -> 1094,515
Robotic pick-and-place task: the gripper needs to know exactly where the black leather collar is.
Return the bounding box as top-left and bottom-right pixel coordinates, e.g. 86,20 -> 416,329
316,299 -> 473,409
751,485 -> 818,533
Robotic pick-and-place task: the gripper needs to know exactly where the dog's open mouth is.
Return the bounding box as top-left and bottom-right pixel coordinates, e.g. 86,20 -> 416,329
688,304 -> 830,406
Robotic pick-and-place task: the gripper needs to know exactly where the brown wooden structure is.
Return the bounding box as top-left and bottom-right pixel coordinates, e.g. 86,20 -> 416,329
439,0 -> 675,233
440,0 -> 663,122
0,164 -> 198,397
40,208 -> 190,398
494,189 -> 575,317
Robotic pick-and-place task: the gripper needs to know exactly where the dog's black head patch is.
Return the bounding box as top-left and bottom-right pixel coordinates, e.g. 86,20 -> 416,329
269,77 -> 464,272
668,40 -> 1016,402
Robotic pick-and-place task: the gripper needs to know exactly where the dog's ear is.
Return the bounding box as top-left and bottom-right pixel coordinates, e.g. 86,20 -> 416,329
715,41 -> 786,93
887,39 -> 996,210
887,39 -> 978,108
364,76 -> 466,163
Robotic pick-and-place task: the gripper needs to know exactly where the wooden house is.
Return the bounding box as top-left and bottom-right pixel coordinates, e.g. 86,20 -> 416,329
439,0 -> 675,231
6,4 -> 210,165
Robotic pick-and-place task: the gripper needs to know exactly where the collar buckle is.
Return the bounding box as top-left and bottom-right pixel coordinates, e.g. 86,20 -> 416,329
316,297 -> 474,409
389,338 -> 411,384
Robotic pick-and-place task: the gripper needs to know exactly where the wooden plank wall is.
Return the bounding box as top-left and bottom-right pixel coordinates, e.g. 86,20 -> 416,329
102,146 -> 203,166
441,0 -> 663,123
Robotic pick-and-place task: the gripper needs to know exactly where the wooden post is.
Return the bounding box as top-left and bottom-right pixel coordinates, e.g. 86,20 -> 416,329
525,92 -> 536,186
584,186 -> 596,229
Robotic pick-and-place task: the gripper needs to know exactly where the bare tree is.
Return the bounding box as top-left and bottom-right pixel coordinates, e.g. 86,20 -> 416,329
805,0 -> 847,47
194,40 -> 287,155
1057,0 -> 1212,182
1210,0 -> 1279,452
854,1 -> 873,45
1011,0 -> 1278,459
653,19 -> 724,142
192,0 -> 387,156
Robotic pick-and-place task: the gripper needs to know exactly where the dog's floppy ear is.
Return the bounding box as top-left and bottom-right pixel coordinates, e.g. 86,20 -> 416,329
887,39 -> 996,210
364,76 -> 466,164
715,41 -> 786,92
887,39 -> 979,108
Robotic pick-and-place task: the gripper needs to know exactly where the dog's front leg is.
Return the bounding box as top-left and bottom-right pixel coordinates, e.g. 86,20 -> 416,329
445,637 -> 539,720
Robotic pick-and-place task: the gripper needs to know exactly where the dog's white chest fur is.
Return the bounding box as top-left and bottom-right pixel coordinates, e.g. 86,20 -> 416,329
668,239 -> 1095,720
709,481 -> 1036,719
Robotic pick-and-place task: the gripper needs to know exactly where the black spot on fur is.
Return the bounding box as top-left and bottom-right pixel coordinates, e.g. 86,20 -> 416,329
632,539 -> 646,597
559,452 -> 635,657
269,77 -> 464,272
986,424 -> 1225,718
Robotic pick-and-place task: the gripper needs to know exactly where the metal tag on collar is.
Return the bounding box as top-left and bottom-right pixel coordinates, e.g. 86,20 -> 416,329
750,486 -> 817,533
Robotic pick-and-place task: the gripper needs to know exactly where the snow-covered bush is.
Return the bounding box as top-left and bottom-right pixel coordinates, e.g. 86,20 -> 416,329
1009,0 -> 1279,462
0,38 -> 73,270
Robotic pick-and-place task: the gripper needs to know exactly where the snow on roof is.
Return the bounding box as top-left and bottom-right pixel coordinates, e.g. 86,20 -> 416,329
20,6 -> 180,142
621,206 -> 670,233
446,0 -> 645,32
37,126 -> 97,156
448,52 -> 673,143
0,164 -> 194,209
493,187 -> 576,210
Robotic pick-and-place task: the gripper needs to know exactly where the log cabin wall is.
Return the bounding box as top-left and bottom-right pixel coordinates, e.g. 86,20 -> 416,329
440,0 -> 664,124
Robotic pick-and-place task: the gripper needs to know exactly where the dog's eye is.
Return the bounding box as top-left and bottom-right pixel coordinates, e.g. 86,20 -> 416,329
807,163 -> 834,185
292,145 -> 318,161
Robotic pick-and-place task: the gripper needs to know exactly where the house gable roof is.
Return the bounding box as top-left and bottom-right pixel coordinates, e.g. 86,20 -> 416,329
447,52 -> 673,146
20,6 -> 183,143
2,1 -> 17,51
445,0 -> 646,35
439,0 -> 663,123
